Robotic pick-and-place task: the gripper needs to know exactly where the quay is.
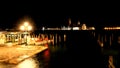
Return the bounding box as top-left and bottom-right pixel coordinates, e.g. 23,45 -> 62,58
0,45 -> 48,64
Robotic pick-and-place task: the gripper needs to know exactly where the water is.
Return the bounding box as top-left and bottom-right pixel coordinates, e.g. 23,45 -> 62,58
0,30 -> 120,68
0,57 -> 39,68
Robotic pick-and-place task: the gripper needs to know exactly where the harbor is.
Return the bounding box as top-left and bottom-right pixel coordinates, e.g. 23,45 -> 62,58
0,30 -> 52,64
0,16 -> 120,68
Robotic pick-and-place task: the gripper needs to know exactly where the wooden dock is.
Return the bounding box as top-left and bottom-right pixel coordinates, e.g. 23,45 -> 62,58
0,45 -> 48,64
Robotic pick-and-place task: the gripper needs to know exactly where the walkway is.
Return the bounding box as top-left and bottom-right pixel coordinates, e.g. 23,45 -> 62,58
0,45 -> 48,64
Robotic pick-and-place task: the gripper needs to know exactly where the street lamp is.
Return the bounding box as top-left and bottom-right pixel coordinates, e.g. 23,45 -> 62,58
20,21 -> 32,45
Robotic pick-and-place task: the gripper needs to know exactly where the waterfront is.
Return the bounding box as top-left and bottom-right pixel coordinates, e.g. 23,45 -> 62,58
0,30 -> 120,68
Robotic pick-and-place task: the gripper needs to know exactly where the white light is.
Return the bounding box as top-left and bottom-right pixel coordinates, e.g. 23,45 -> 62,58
24,22 -> 29,26
67,27 -> 71,30
28,26 -> 32,31
15,58 -> 39,68
20,21 -> 32,31
89,27 -> 95,30
42,27 -> 45,30
73,27 -> 79,30
20,26 -> 25,31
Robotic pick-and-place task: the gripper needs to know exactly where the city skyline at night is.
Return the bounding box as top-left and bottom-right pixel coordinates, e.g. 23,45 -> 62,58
1,14 -> 120,30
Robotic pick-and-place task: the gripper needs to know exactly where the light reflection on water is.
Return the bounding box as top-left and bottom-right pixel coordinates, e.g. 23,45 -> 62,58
108,56 -> 115,68
0,42 -> 52,68
96,31 -> 120,68
0,57 -> 40,68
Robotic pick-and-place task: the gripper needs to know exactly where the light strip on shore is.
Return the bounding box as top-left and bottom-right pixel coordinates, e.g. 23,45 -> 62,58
104,27 -> 120,30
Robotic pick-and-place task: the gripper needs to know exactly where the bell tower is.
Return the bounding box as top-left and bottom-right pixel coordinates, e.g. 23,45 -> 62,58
68,18 -> 71,27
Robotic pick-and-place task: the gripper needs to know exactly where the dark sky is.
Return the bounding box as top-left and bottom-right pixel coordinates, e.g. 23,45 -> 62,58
0,2 -> 120,30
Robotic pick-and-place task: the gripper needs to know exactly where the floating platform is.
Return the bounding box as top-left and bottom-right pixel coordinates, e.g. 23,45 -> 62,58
0,45 -> 48,64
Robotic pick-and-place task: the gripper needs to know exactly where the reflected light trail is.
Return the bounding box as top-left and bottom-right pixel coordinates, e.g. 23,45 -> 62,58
0,57 -> 39,68
108,56 -> 115,68
16,57 -> 39,68
104,27 -> 120,30
44,44 -> 50,62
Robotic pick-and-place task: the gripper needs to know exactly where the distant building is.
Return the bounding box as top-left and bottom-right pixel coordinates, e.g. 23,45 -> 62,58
81,24 -> 87,30
68,18 -> 72,27
61,26 -> 72,30
77,21 -> 80,26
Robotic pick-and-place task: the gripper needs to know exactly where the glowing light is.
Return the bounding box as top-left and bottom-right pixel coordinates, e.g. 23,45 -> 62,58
91,27 -> 95,30
72,27 -> 79,30
16,58 -> 39,68
108,56 -> 115,68
81,24 -> 87,30
104,27 -> 120,30
20,26 -> 25,31
42,27 -> 45,30
0,58 -> 39,68
24,22 -> 29,26
116,27 -> 120,29
28,26 -> 32,31
20,21 -> 33,31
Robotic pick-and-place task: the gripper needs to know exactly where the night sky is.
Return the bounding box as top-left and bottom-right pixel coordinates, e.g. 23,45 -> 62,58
0,2 -> 120,30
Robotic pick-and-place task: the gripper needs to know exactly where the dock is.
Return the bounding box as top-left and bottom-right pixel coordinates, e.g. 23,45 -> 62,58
0,45 -> 48,64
